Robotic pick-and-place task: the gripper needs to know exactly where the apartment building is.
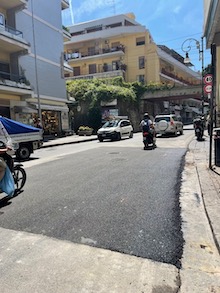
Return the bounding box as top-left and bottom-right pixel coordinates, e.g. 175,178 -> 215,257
63,13 -> 202,123
204,0 -> 220,126
64,13 -> 201,86
0,0 -> 70,135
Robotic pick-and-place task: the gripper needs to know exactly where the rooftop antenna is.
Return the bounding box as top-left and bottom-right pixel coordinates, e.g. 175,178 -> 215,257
69,0 -> 74,24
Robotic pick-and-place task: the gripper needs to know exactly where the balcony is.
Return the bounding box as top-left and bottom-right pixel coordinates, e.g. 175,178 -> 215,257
0,71 -> 33,96
61,0 -> 69,10
66,69 -> 125,81
63,26 -> 71,42
0,0 -> 27,10
160,68 -> 201,86
63,61 -> 73,73
0,24 -> 30,54
65,45 -> 125,62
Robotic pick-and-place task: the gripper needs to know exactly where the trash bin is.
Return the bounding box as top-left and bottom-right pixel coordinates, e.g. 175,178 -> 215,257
214,128 -> 220,167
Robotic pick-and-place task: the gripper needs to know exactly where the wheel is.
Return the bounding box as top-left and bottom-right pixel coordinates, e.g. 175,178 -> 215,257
116,132 -> 121,141
129,131 -> 133,138
98,138 -> 103,142
158,120 -> 169,131
13,166 -> 26,191
16,146 -> 31,160
180,128 -> 183,135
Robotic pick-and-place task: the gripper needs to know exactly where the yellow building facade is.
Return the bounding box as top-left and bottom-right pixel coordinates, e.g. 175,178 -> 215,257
64,13 -> 201,87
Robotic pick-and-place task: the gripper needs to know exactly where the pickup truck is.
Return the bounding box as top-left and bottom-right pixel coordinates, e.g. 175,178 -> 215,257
0,116 -> 43,160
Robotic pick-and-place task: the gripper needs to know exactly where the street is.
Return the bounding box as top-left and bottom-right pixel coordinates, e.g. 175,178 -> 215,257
0,128 -> 194,268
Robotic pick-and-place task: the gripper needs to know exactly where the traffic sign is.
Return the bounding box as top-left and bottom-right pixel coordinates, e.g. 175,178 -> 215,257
204,84 -> 212,94
204,74 -> 213,85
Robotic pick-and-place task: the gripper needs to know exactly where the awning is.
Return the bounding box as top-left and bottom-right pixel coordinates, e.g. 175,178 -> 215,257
14,106 -> 38,114
36,104 -> 69,112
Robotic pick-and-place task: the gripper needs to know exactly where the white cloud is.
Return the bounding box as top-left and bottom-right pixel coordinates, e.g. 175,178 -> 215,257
74,0 -> 113,20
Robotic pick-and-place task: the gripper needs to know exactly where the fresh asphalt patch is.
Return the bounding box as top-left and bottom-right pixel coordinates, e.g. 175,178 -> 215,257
0,146 -> 186,268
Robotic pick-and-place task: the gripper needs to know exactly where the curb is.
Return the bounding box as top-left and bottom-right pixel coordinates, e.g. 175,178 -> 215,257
41,137 -> 98,149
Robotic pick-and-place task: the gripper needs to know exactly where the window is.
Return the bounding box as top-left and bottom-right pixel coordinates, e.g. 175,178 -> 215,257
0,62 -> 10,79
137,75 -> 145,83
139,56 -> 145,69
88,47 -> 95,56
112,61 -> 120,70
0,13 -> 5,27
106,22 -> 122,29
73,66 -> 80,76
123,121 -> 130,126
89,64 -> 96,74
71,31 -> 84,37
136,37 -> 145,46
86,25 -> 102,33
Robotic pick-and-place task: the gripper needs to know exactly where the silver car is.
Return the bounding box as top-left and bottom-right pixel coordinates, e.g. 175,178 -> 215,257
154,114 -> 183,136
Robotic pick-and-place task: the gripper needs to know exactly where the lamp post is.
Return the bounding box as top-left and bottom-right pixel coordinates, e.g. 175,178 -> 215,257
181,37 -> 204,115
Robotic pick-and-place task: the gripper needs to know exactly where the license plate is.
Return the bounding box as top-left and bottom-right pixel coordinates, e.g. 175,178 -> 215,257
196,129 -> 200,132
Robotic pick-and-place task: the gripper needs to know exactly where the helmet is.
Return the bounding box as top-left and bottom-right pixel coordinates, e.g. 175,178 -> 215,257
144,113 -> 149,119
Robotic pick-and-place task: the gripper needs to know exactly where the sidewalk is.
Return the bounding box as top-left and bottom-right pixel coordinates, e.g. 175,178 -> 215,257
41,134 -> 98,148
0,132 -> 220,292
180,133 -> 220,292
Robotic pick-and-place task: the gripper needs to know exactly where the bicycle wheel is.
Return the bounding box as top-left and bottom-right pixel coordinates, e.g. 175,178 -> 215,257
13,166 -> 27,191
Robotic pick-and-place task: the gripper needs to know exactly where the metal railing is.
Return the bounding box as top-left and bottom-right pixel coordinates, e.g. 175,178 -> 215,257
4,25 -> 23,38
65,45 -> 125,61
161,68 -> 201,86
0,70 -> 30,85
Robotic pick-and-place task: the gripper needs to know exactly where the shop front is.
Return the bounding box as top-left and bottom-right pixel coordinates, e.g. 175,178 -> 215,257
34,104 -> 69,137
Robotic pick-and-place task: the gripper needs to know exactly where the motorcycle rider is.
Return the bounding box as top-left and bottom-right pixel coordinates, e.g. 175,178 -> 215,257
193,115 -> 205,140
140,113 -> 156,149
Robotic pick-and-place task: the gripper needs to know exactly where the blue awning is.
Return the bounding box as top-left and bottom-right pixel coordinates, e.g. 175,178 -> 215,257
0,116 -> 40,135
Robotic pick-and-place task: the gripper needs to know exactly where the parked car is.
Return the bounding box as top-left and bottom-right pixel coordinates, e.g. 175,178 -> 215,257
97,119 -> 133,141
154,114 -> 183,136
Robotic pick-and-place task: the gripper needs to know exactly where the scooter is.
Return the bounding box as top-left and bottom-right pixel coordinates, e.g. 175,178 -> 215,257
193,117 -> 204,141
143,131 -> 156,150
0,141 -> 26,197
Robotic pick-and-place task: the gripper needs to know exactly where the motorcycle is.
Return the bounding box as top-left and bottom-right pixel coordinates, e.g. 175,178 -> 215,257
143,130 -> 156,150
193,117 -> 204,141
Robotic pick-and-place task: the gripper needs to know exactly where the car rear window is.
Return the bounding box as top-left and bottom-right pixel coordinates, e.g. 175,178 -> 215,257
155,117 -> 171,122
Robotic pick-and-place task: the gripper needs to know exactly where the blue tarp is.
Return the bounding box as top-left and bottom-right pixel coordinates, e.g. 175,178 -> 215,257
0,117 -> 40,135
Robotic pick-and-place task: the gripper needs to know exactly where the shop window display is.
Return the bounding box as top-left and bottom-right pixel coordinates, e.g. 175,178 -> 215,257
42,111 -> 59,135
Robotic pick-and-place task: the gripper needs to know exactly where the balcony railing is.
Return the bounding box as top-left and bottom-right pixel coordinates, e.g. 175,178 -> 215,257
4,25 -> 23,38
65,45 -> 125,61
66,70 -> 125,81
161,68 -> 201,86
0,70 -> 30,86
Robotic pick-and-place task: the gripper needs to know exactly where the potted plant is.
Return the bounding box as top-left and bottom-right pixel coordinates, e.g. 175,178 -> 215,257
78,126 -> 93,136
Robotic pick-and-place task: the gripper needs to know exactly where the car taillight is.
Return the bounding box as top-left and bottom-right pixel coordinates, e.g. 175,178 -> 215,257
170,120 -> 174,126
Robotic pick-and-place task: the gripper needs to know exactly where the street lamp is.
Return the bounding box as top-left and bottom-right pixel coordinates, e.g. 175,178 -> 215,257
181,37 -> 204,114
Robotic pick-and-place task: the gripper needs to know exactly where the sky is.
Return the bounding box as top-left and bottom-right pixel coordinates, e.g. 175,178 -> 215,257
62,0 -> 210,72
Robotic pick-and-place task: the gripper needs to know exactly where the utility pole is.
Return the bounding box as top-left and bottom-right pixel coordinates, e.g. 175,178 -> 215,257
209,43 -> 216,169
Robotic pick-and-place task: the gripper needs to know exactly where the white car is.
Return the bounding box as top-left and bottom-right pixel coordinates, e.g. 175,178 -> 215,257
154,114 -> 183,136
97,119 -> 133,142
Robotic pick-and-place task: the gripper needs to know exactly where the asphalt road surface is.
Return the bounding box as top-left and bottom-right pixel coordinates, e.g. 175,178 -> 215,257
0,130 -> 194,268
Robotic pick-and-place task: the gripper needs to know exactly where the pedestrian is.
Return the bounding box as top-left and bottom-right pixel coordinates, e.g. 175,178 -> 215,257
34,118 -> 43,129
